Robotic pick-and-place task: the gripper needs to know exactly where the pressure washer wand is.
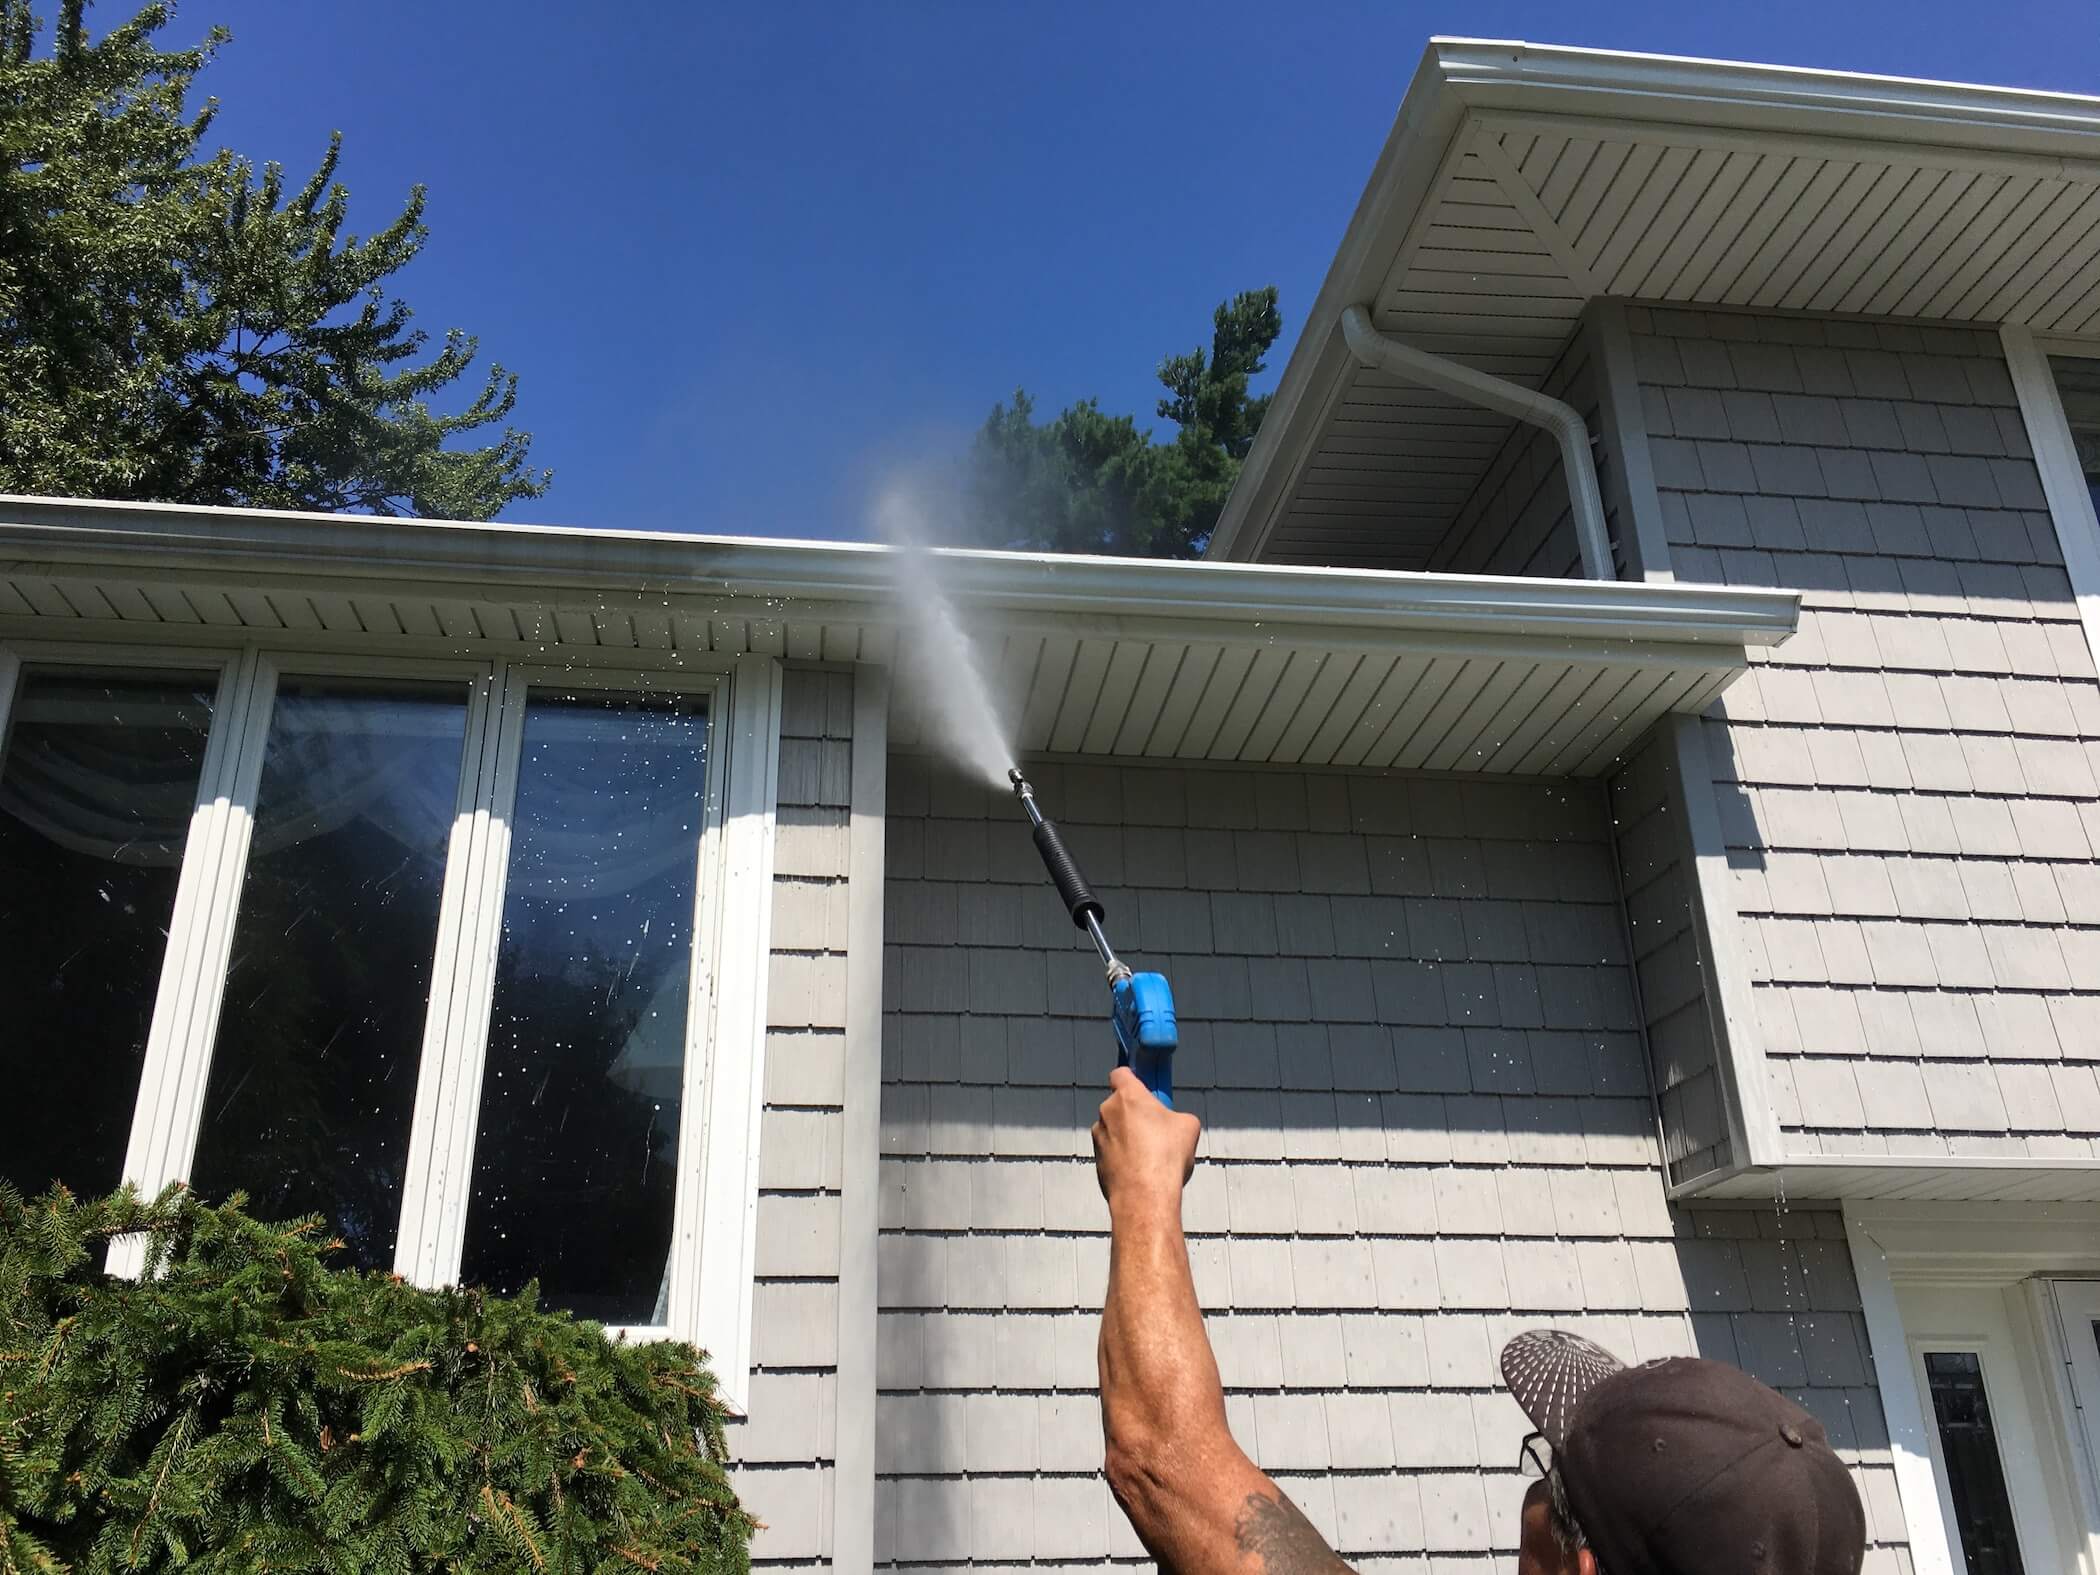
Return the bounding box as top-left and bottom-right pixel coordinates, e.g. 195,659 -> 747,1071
1009,768 -> 1178,1106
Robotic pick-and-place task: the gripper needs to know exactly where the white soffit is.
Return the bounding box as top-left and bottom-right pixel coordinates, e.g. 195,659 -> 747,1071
1216,38 -> 2100,571
1700,1158 -> 2100,1206
0,495 -> 1795,777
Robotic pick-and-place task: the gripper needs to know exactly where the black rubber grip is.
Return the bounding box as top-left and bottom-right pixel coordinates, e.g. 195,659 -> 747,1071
1032,818 -> 1104,929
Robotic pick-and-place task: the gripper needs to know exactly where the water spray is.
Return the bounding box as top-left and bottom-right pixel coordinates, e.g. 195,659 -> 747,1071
1008,768 -> 1177,1106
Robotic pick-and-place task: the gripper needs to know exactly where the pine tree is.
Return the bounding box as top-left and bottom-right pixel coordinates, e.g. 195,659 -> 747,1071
965,287 -> 1281,557
0,1184 -> 755,1574
0,1 -> 549,517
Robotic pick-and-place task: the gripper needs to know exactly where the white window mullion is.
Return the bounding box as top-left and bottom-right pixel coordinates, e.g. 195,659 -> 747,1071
109,646 -> 276,1274
396,658 -> 527,1287
393,660 -> 502,1284
683,653 -> 783,1412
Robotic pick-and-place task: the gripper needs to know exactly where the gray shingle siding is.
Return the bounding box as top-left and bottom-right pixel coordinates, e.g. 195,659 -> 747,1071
1610,728 -> 1734,1187
1628,304 -> 2100,1161
732,667 -> 857,1564
876,755 -> 1904,1568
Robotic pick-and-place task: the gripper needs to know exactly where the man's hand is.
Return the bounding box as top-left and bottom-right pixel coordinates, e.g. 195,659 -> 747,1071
1091,1065 -> 1202,1222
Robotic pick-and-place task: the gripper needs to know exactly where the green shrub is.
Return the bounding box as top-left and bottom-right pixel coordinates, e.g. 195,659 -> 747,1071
0,1185 -> 755,1574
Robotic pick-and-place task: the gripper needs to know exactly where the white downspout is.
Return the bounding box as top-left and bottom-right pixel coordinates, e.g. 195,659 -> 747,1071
1339,303 -> 1614,581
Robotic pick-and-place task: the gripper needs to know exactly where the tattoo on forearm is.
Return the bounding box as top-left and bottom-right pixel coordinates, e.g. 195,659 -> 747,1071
1234,1491 -> 1353,1574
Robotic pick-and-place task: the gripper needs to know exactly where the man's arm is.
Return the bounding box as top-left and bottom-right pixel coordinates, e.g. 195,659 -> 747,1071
1092,1066 -> 1355,1574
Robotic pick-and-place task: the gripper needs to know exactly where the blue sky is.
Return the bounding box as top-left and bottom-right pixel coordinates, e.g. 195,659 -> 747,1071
178,0 -> 2100,539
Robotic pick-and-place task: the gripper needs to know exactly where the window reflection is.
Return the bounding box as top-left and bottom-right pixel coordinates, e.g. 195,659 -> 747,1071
0,668 -> 215,1199
2049,356 -> 2100,520
189,680 -> 469,1270
459,689 -> 709,1326
1924,1349 -> 2027,1575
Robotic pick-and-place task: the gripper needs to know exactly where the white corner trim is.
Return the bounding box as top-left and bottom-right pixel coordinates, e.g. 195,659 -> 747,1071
1843,1206 -> 1959,1575
690,653 -> 784,1415
1667,713 -> 1784,1170
1590,301 -> 1676,584
2002,325 -> 2100,688
831,664 -> 889,1575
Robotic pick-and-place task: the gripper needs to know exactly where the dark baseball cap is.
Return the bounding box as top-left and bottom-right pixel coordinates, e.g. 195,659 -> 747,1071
1500,1330 -> 1866,1575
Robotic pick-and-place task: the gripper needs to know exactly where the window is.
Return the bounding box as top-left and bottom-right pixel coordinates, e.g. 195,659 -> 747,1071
2048,356 -> 2100,521
188,678 -> 473,1272
0,648 -> 783,1405
0,666 -> 217,1198
459,689 -> 710,1326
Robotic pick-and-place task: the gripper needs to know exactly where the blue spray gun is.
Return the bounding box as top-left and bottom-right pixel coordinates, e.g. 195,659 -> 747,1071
1009,769 -> 1178,1106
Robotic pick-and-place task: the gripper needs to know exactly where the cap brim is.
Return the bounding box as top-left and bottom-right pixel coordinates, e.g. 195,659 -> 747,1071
1500,1329 -> 1628,1450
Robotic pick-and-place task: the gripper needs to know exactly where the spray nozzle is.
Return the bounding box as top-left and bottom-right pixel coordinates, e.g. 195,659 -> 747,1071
1010,769 -> 1046,830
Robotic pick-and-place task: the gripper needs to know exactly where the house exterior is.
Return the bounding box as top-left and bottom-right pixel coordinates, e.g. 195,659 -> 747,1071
6,36 -> 2100,1575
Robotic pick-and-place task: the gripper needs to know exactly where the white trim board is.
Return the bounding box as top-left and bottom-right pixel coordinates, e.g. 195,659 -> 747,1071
2004,325 -> 2100,694
691,654 -> 784,1414
831,664 -> 889,1574
1845,1208 -> 1960,1575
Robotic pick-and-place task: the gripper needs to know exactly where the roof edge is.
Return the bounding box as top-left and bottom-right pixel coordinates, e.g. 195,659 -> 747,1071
1210,37 -> 2100,566
1431,38 -> 2100,157
0,493 -> 1798,650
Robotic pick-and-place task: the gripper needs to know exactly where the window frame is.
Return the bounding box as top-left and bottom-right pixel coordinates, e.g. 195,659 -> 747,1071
0,639 -> 248,1236
1999,325 -> 2100,686
0,636 -> 785,1409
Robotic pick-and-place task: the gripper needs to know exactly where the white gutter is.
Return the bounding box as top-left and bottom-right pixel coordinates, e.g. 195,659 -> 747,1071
0,493 -> 1797,649
1338,304 -> 1613,581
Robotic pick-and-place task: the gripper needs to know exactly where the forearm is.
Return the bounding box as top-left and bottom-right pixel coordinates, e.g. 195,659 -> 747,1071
1089,1069 -> 1354,1573
1097,1200 -> 1265,1564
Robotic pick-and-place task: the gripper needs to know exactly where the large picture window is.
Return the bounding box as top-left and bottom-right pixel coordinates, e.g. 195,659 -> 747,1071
0,647 -> 782,1406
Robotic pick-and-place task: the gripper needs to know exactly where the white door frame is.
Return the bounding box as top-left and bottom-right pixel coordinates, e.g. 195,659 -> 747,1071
1846,1201 -> 2100,1575
1902,1283 -> 2069,1574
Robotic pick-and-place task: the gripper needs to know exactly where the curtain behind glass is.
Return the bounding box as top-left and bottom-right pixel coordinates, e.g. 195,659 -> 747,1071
188,680 -> 469,1270
0,669 -> 215,1198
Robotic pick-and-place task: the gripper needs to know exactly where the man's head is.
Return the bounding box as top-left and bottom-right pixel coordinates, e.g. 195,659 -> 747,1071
1500,1330 -> 1867,1575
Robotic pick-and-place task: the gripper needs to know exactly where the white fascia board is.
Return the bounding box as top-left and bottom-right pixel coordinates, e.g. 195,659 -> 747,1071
0,494 -> 1799,654
1429,38 -> 2100,166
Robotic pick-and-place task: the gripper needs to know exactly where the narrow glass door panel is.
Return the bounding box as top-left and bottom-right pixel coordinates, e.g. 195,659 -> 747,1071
1924,1350 -> 2028,1575
2051,1279 -> 2100,1559
0,668 -> 215,1198
189,679 -> 470,1270
459,690 -> 709,1326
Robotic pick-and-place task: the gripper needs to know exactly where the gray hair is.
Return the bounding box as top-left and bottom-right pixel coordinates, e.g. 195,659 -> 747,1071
1543,1464 -> 1595,1566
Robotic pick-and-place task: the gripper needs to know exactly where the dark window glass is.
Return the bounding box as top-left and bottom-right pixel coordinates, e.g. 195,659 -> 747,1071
0,668 -> 214,1198
189,680 -> 469,1270
2049,356 -> 2100,520
459,690 -> 708,1325
1924,1349 -> 2027,1575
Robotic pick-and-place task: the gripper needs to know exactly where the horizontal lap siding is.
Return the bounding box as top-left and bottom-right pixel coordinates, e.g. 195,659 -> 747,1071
875,756 -> 1902,1570
1630,305 -> 2100,1161
732,667 -> 856,1566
